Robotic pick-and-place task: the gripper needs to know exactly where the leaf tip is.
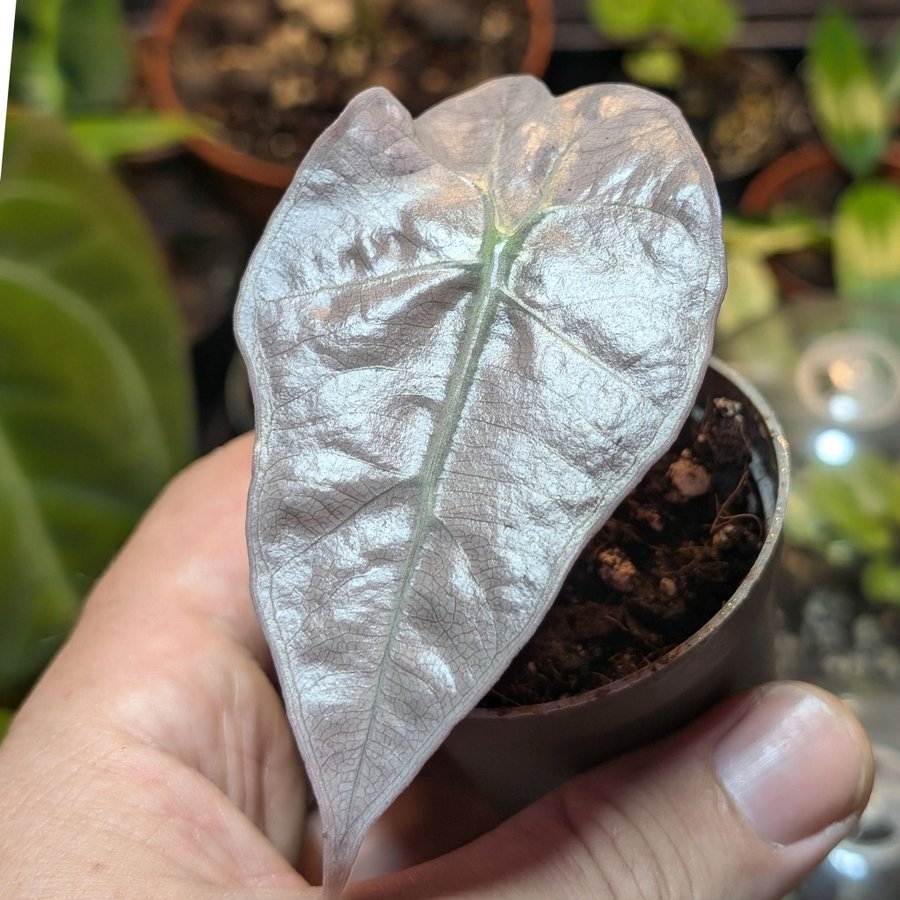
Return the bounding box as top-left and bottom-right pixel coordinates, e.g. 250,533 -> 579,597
321,830 -> 362,900
321,863 -> 352,900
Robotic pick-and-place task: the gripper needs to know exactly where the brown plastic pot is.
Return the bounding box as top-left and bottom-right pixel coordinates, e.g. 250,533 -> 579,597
443,357 -> 789,814
141,0 -> 556,219
739,142 -> 900,299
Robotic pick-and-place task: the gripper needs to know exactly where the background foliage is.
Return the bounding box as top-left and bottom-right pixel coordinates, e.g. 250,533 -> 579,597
0,113 -> 195,710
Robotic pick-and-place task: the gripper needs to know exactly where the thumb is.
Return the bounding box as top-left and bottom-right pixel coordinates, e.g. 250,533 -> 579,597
354,682 -> 874,900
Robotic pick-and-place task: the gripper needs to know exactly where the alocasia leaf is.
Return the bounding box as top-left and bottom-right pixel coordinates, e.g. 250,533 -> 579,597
236,76 -> 725,895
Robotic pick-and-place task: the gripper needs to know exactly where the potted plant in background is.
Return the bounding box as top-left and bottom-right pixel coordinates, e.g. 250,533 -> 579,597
142,0 -> 555,217
11,0 -> 248,348
716,8 -> 900,683
235,75 -> 788,896
739,7 -> 900,300
717,9 -> 900,685
717,12 -> 900,682
584,0 -> 809,188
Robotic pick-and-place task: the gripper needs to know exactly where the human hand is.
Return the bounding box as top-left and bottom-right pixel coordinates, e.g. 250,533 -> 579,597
0,434 -> 874,899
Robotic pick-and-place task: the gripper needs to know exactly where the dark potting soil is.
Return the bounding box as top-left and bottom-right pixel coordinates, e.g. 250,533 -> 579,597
481,396 -> 765,708
169,0 -> 533,168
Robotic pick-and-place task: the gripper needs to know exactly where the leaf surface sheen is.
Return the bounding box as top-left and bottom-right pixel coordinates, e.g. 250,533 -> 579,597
236,77 -> 725,894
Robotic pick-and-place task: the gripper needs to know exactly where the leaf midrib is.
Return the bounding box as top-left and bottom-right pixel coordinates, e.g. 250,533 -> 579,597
343,229 -> 511,824
342,191 -> 685,826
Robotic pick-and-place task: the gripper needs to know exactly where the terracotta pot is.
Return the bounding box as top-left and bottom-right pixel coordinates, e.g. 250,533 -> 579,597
739,142 -> 900,299
443,358 -> 789,814
141,0 -> 555,220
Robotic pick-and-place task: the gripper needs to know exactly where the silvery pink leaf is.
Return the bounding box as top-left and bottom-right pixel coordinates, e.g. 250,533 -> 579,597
235,75 -> 725,896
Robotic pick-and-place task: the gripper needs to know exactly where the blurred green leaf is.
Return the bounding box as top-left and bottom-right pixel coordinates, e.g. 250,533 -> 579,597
723,212 -> 828,258
58,0 -> 133,112
0,113 -> 194,703
0,709 -> 11,742
785,486 -> 832,548
880,24 -> 900,103
788,453 -> 900,578
717,251 -> 779,338
807,8 -> 890,178
806,463 -> 892,548
586,0 -> 738,54
69,111 -> 213,163
718,212 -> 828,338
666,0 -> 739,55
11,0 -> 133,115
622,46 -> 684,88
816,489 -> 892,554
841,450 -> 900,517
10,0 -> 66,112
862,558 -> 900,606
785,451 -> 900,604
833,180 -> 900,303
586,0 -> 667,42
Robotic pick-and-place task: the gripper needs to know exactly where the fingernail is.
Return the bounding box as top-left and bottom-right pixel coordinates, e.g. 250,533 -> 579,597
714,684 -> 869,845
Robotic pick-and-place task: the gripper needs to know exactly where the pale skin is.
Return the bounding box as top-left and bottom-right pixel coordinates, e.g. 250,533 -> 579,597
0,434 -> 875,899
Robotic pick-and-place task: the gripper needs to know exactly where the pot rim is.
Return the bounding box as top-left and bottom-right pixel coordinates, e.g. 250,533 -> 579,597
141,0 -> 556,190
469,356 -> 790,720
